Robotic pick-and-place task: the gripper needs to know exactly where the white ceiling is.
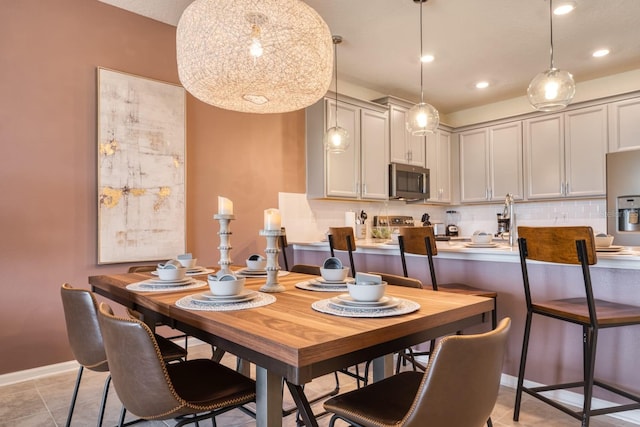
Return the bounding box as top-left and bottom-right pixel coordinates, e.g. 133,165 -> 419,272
99,0 -> 640,114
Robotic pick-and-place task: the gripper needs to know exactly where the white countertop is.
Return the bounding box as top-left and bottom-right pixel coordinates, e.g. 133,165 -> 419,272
292,239 -> 640,270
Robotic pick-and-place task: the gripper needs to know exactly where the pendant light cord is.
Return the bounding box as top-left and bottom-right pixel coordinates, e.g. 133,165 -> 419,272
419,0 -> 424,104
333,36 -> 340,127
549,0 -> 555,70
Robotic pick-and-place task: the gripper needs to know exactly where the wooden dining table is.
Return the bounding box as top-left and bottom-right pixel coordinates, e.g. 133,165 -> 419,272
89,269 -> 494,427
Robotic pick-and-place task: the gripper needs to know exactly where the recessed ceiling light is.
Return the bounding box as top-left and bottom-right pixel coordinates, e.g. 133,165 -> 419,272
475,81 -> 490,89
553,1 -> 576,15
592,49 -> 610,58
421,54 -> 434,63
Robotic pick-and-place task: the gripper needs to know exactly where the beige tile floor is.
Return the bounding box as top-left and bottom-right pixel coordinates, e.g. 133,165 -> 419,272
1,344 -> 637,427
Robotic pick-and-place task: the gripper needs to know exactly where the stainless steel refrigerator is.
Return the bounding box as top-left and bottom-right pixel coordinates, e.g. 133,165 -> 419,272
606,149 -> 640,246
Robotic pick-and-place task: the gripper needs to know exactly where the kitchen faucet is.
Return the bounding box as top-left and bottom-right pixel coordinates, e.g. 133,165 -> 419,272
503,193 -> 516,246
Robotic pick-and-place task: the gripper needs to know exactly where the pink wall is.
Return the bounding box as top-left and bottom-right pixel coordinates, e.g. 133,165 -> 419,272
0,0 -> 306,374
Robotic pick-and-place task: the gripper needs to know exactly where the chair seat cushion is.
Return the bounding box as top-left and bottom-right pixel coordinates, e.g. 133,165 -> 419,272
439,283 -> 497,299
324,371 -> 423,426
167,359 -> 256,409
534,297 -> 640,326
155,335 -> 187,362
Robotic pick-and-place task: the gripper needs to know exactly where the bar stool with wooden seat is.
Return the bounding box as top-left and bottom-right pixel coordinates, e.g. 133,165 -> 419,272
328,227 -> 357,277
398,226 -> 498,330
514,226 -> 640,426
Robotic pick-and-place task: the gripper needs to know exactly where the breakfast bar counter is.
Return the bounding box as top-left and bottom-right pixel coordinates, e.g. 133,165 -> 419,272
292,238 -> 640,419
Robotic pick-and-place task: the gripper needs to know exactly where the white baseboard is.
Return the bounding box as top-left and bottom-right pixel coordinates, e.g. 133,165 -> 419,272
0,360 -> 79,387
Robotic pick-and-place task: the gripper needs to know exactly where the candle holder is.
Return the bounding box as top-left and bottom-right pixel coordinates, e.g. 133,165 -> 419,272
259,229 -> 285,293
214,214 -> 235,276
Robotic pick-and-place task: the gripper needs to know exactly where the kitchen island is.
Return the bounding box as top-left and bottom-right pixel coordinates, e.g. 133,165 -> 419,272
292,239 -> 640,423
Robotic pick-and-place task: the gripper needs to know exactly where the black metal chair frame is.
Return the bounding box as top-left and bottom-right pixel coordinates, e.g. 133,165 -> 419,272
399,234 -> 498,330
514,236 -> 640,426
328,233 -> 357,279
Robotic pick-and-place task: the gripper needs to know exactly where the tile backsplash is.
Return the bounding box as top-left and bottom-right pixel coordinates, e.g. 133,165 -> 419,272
278,192 -> 607,242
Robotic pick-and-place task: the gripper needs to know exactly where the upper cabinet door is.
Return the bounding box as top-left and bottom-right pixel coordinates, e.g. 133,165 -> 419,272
389,105 -> 425,167
608,97 -> 640,152
564,105 -> 607,197
325,99 -> 360,198
426,129 -> 451,203
459,128 -> 490,202
524,114 -> 564,199
360,108 -> 389,200
489,122 -> 523,201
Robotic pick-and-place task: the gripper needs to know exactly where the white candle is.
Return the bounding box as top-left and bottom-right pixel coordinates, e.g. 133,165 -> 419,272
218,196 -> 233,215
264,208 -> 281,230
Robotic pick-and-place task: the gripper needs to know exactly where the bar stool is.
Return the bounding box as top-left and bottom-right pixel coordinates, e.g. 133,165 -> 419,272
398,226 -> 498,329
328,227 -> 357,277
514,226 -> 640,426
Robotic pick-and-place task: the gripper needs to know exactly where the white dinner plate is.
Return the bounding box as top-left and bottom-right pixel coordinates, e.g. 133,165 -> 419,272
143,277 -> 194,286
330,294 -> 400,310
193,290 -> 258,304
312,278 -> 356,286
464,242 -> 499,248
596,245 -> 624,252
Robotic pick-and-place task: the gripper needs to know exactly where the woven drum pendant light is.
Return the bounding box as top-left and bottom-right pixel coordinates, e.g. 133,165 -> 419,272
176,0 -> 333,114
527,0 -> 575,111
406,0 -> 439,136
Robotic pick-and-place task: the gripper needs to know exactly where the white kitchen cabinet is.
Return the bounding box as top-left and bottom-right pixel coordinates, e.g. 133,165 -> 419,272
524,105 -> 606,199
459,122 -> 523,203
375,97 -> 425,167
608,97 -> 640,152
306,95 -> 389,200
425,129 -> 451,203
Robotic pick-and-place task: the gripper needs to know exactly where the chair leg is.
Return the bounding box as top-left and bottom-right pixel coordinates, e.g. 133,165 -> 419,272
582,325 -> 598,427
65,366 -> 84,427
118,404 -> 127,427
491,297 -> 498,330
97,375 -> 112,427
513,311 -> 533,421
487,416 -> 493,427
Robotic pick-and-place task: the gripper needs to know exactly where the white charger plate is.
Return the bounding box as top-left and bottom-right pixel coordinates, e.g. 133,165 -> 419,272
193,290 -> 258,304
464,242 -> 498,248
143,277 -> 194,286
596,245 -> 624,252
330,294 -> 400,310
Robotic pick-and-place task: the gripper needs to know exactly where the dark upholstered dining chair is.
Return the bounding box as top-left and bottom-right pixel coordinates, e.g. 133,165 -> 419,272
324,318 -> 511,427
514,226 -> 640,426
97,302 -> 256,427
399,226 -> 498,329
60,283 -> 186,427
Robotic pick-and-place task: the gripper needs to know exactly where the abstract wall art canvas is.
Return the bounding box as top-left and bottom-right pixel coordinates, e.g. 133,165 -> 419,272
97,68 -> 186,264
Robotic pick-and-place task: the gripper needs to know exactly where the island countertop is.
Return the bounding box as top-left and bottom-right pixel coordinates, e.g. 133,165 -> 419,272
292,239 -> 640,270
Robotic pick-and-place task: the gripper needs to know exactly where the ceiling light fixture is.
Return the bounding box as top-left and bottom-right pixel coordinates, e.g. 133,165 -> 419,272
527,0 -> 576,112
406,0 -> 439,136
421,54 -> 435,63
324,36 -> 350,154
592,49 -> 610,58
553,1 -> 577,15
476,81 -> 490,89
176,0 -> 333,114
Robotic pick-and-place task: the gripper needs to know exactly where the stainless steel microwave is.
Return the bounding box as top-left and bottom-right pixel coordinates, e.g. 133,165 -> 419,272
389,163 -> 430,201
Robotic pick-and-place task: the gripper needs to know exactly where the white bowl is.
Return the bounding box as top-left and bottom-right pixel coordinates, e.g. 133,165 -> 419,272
156,267 -> 187,281
595,235 -> 614,248
246,255 -> 267,270
177,257 -> 197,268
207,274 -> 246,296
471,231 -> 493,244
320,267 -> 350,282
322,257 -> 343,269
347,282 -> 387,302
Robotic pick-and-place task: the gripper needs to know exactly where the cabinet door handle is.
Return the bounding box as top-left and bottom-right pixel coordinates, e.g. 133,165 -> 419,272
560,181 -> 565,196
485,188 -> 488,200
363,183 -> 367,195
565,182 -> 570,195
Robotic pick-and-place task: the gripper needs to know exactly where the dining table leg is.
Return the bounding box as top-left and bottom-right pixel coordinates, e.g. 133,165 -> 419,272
372,354 -> 394,382
255,366 -> 284,427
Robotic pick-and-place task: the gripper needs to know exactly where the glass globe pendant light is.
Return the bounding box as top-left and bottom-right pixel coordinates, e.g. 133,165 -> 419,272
527,0 -> 576,112
407,0 -> 439,136
324,35 -> 350,153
